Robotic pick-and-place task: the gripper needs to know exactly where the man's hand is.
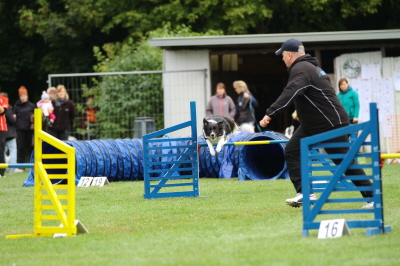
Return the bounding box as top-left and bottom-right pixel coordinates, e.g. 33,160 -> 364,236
353,118 -> 358,124
259,115 -> 272,128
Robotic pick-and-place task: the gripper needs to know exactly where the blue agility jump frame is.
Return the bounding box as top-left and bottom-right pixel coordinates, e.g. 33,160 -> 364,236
143,102 -> 199,199
301,103 -> 391,237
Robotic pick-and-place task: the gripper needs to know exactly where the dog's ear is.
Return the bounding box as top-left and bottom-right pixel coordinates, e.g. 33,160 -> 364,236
203,118 -> 208,126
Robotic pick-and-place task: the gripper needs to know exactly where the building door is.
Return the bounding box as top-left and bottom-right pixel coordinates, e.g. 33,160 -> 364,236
210,52 -> 292,133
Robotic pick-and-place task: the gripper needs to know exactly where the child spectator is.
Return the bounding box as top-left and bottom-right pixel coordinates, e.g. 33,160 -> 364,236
37,91 -> 56,124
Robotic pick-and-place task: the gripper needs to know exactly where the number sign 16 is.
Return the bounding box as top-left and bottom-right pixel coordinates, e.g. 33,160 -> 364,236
318,219 -> 351,239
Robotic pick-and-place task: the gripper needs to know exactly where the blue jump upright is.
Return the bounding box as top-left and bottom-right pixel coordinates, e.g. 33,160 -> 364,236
301,103 -> 392,237
143,102 -> 199,199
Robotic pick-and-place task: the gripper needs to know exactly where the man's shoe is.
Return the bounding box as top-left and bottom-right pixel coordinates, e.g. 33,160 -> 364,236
362,202 -> 374,208
286,193 -> 317,208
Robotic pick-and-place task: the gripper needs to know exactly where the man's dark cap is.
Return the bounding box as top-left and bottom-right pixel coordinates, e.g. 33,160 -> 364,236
275,38 -> 304,56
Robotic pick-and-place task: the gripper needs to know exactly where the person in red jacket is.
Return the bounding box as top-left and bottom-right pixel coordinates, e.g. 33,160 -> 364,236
0,92 -> 22,173
0,93 -> 8,176
80,96 -> 98,140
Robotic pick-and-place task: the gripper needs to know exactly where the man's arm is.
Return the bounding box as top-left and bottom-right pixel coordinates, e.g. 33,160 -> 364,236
265,66 -> 309,118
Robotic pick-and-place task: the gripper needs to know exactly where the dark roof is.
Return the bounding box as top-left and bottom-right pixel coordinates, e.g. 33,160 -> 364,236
149,29 -> 400,52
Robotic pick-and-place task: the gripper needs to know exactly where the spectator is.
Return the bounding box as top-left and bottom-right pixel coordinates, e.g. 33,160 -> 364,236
337,78 -> 360,124
0,92 -> 22,173
47,87 -> 58,101
47,85 -> 76,140
80,96 -> 98,140
233,80 -> 259,132
0,93 -> 8,177
13,86 -> 35,167
206,82 -> 236,119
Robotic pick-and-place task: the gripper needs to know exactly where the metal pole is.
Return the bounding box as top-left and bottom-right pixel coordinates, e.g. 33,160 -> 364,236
198,140 -> 288,147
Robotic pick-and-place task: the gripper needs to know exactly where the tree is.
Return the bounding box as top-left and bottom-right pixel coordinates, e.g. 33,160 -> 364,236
79,24 -> 221,139
1,0 -> 398,105
83,39 -> 164,139
0,0 -> 46,102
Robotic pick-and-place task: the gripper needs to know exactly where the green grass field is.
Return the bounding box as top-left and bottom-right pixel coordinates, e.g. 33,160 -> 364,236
1,165 -> 399,266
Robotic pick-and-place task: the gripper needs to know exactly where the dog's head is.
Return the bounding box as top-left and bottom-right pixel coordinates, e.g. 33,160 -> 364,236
203,118 -> 224,141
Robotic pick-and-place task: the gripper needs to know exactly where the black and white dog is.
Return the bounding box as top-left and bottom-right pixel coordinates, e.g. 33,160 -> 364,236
203,115 -> 239,156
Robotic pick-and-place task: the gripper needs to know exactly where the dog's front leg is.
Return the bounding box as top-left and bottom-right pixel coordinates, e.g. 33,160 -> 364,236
206,139 -> 216,156
216,137 -> 227,153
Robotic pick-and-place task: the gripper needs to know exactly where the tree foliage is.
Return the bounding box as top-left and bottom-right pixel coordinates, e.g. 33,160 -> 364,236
1,0 -> 399,104
81,24 -> 221,139
88,40 -> 163,139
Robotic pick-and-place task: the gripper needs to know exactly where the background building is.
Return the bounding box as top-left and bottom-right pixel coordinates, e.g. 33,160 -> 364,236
149,29 -> 400,153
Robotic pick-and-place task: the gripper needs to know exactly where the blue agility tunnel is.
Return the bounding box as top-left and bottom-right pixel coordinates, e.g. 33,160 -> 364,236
23,131 -> 289,186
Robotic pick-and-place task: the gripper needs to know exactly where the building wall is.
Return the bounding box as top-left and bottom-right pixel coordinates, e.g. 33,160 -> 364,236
382,56 -> 400,117
163,50 -> 211,137
334,51 -> 400,153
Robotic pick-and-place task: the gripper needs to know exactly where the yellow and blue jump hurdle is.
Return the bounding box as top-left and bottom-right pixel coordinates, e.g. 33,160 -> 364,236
6,108 -> 80,239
